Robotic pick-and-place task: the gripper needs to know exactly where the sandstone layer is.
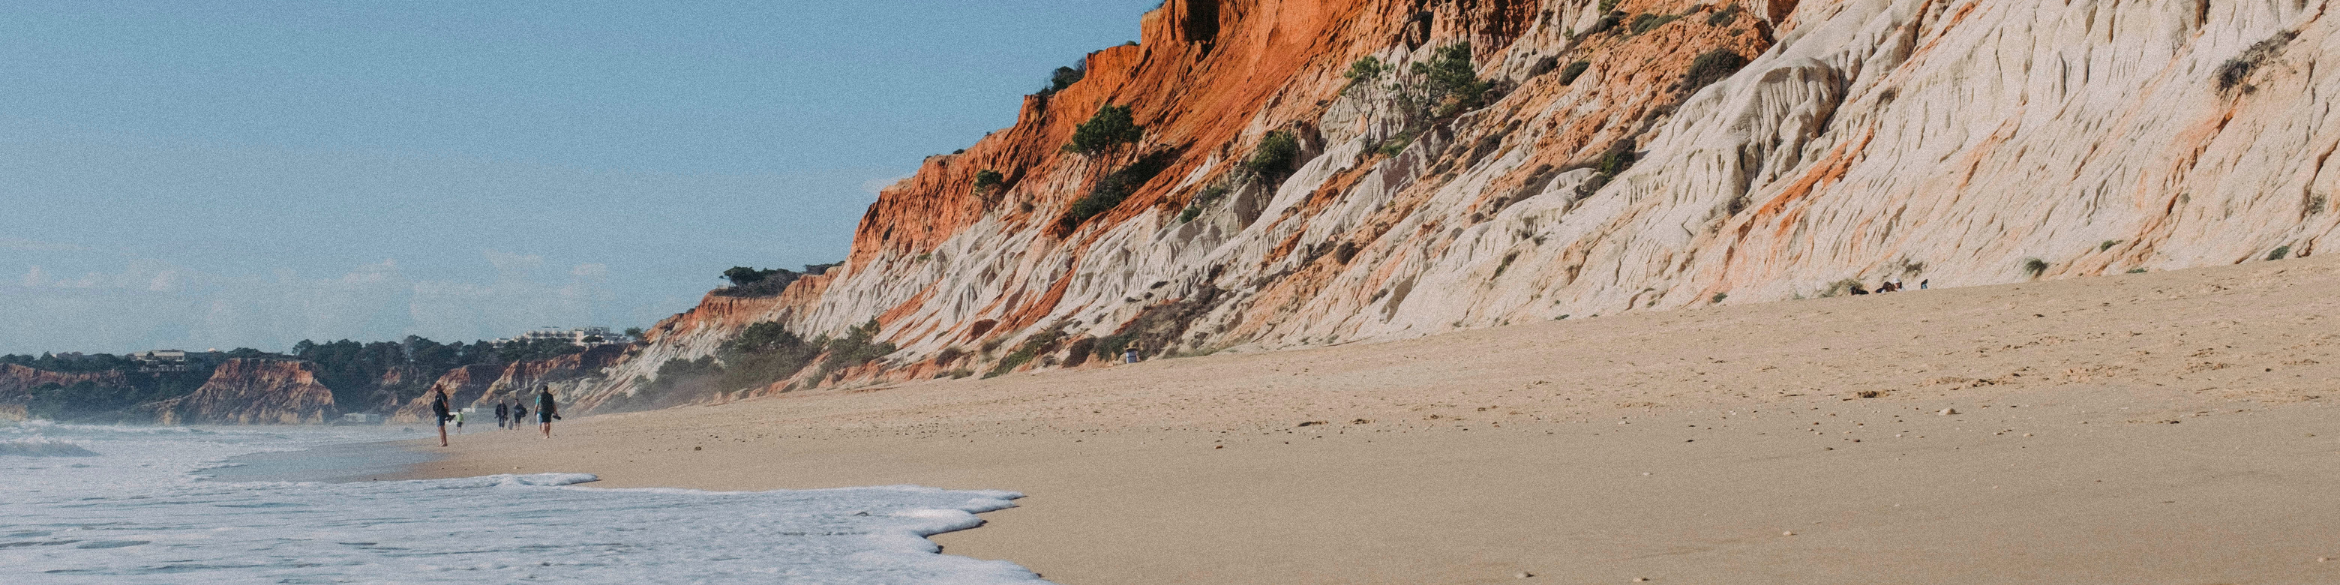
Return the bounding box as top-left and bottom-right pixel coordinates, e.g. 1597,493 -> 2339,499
148,359 -> 338,425
575,0 -> 2340,408
0,364 -> 131,421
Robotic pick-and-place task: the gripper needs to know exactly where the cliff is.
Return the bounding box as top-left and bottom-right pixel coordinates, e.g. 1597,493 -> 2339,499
148,359 -> 338,425
0,364 -> 131,421
389,364 -> 503,424
580,0 -> 2340,409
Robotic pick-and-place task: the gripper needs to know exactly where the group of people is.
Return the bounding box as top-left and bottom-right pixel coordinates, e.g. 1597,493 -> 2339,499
430,384 -> 560,447
1847,279 -> 1929,296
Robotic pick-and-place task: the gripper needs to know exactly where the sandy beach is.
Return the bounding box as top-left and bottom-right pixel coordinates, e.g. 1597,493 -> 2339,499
409,257 -> 2340,584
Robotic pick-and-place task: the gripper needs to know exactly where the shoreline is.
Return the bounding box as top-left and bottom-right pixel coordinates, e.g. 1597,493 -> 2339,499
406,258 -> 2340,583
200,432 -> 446,484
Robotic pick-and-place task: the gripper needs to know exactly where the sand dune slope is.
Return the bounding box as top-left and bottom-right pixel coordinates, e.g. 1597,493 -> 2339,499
414,257 -> 2340,584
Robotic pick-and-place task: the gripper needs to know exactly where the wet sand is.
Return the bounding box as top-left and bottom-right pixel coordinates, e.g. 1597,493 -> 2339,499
408,256 -> 2340,584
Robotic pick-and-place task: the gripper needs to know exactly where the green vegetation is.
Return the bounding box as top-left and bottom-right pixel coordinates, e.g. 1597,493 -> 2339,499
1711,292 -> 1728,304
1599,0 -> 1621,12
714,264 -> 834,298
1629,13 -> 1681,35
1063,104 -> 1145,157
1557,61 -> 1591,85
1683,49 -> 1749,93
628,320 -> 896,410
1342,56 -> 1390,94
2127,268 -> 2149,274
1574,144 -> 1639,198
1179,184 -> 1231,223
986,325 -> 1067,378
2099,239 -> 2122,251
1063,150 -> 1177,229
1377,129 -> 1418,157
1583,12 -> 1624,36
2267,245 -> 2292,261
1246,130 -> 1302,177
2021,257 -> 2050,278
2217,31 -> 2296,92
1092,287 -> 1225,362
1706,4 -> 1743,26
1048,65 -> 1086,93
973,169 -> 1005,191
1413,43 -> 1493,117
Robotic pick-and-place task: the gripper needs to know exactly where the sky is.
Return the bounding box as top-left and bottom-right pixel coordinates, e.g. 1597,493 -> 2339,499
0,0 -> 1157,355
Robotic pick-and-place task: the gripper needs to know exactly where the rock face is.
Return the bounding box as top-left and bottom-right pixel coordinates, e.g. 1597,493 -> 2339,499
389,364 -> 502,424
0,364 -> 130,421
579,0 -> 2340,409
391,347 -> 628,420
149,359 -> 337,425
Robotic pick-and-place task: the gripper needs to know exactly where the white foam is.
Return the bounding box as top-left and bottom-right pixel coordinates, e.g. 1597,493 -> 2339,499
0,422 -> 1051,584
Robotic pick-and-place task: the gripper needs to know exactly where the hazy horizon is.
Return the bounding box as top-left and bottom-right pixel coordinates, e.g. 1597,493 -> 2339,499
0,1 -> 1157,355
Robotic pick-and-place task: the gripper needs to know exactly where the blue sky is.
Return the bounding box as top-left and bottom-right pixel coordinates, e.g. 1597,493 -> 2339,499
0,1 -> 1155,355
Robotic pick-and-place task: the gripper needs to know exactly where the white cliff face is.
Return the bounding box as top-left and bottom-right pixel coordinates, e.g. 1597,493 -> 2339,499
581,0 -> 2340,408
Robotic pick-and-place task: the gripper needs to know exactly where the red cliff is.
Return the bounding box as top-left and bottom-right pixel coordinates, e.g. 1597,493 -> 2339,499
148,359 -> 337,425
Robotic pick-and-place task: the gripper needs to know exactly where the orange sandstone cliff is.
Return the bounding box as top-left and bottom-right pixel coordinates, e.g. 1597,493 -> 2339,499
148,359 -> 338,425
577,0 -> 2340,410
0,364 -> 132,421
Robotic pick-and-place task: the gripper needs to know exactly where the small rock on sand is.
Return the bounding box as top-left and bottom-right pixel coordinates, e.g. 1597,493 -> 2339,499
1516,571 -> 1533,578
1782,531 -> 1795,536
1938,408 -> 1958,415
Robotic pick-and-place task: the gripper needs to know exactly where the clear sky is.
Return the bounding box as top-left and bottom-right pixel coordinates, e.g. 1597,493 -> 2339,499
0,0 -> 1156,355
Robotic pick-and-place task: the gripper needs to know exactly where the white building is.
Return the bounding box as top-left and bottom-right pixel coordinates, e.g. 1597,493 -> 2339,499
498,327 -> 634,347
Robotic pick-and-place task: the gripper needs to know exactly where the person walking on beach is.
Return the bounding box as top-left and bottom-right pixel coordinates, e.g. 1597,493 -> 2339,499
535,385 -> 559,438
495,402 -> 510,430
513,403 -> 527,432
430,386 -> 452,447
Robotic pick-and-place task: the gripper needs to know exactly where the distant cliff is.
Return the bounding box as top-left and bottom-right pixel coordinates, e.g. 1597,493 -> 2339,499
0,364 -> 133,421
147,359 -> 338,425
576,0 -> 2340,410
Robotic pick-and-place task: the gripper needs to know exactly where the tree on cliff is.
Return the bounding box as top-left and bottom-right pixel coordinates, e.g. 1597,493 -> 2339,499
1063,104 -> 1144,158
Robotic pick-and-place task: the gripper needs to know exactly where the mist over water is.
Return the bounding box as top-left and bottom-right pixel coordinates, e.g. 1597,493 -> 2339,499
0,422 -> 1047,584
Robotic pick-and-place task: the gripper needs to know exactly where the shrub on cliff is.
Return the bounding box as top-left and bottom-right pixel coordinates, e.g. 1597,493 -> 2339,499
813,320 -> 896,381
1629,13 -> 1681,35
985,324 -> 1067,378
1557,61 -> 1592,85
1682,49 -> 1749,93
2217,30 -> 2297,93
972,169 -> 1005,192
1048,65 -> 1085,93
1064,104 -> 1144,157
1412,43 -> 1491,117
1179,184 -> 1231,223
1245,130 -> 1302,178
1062,150 -> 1178,229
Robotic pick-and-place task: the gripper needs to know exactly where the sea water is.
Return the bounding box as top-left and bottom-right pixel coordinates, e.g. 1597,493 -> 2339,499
0,421 -> 1050,584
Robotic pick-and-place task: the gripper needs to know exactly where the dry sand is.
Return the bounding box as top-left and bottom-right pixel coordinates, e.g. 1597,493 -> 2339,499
409,257 -> 2340,584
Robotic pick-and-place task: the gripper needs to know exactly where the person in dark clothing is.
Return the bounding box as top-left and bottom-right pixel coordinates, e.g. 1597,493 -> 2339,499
430,386 -> 452,447
495,402 -> 510,429
513,403 -> 527,431
535,385 -> 559,438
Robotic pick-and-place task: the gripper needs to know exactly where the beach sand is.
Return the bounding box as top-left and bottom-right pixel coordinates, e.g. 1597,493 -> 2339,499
408,257 -> 2340,583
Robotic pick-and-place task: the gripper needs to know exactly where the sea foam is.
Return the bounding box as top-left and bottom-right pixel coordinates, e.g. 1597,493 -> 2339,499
0,422 -> 1051,584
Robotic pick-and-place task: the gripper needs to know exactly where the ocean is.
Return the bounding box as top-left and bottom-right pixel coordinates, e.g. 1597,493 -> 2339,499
0,421 -> 1050,584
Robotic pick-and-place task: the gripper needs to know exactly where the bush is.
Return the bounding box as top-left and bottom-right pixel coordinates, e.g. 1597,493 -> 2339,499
1064,104 -> 1144,157
985,325 -> 1067,378
1414,43 -> 1491,116
2217,31 -> 2296,92
1683,50 -> 1748,93
2021,257 -> 2049,278
1574,144 -> 1638,198
1711,292 -> 1728,304
1629,13 -> 1681,35
1377,129 -> 1418,157
1705,4 -> 1743,26
2267,245 -> 2292,261
1557,61 -> 1591,85
1180,184 -> 1231,223
1582,12 -> 1624,36
973,169 -> 1005,191
1049,65 -> 1086,93
1246,131 -> 1302,177
714,265 -> 827,298
1092,287 -> 1224,361
1063,150 -> 1178,229
1343,56 -> 1389,86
